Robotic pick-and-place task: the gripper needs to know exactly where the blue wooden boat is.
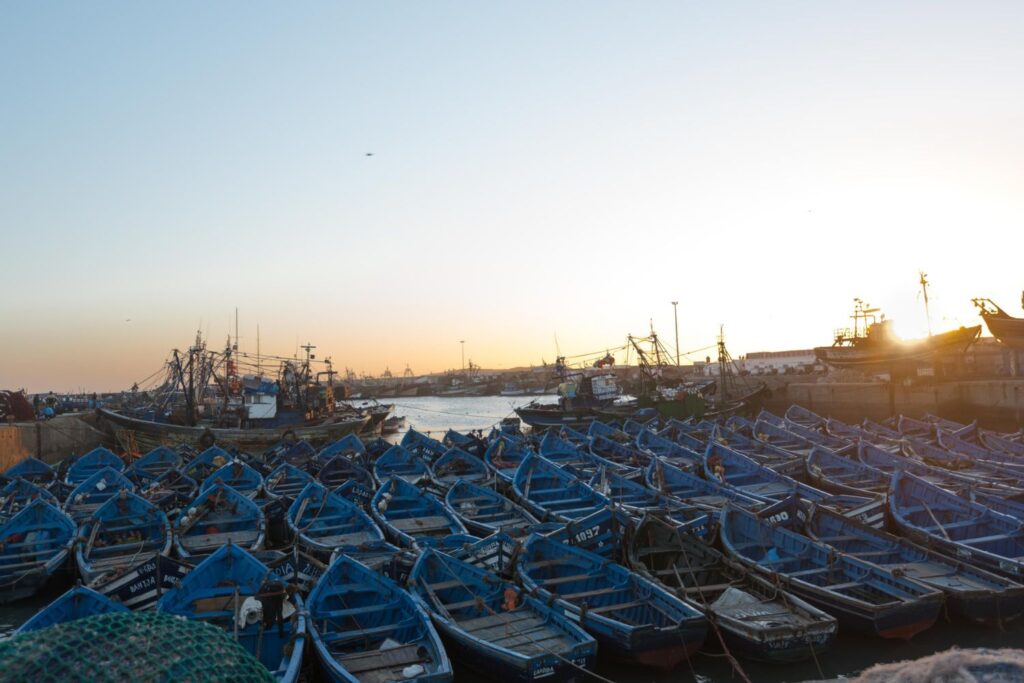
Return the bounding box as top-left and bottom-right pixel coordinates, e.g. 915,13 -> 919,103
512,454 -> 610,523
65,446 -> 125,486
199,459 -> 265,499
374,445 -> 430,486
705,444 -> 882,524
442,429 -> 486,457
719,504 -> 943,639
444,480 -> 538,537
140,468 -> 198,515
859,441 -> 1004,494
372,476 -> 467,550
265,463 -> 314,501
861,419 -> 905,443
317,434 -> 370,469
516,534 -> 708,669
589,434 -> 651,470
158,543 -> 307,682
63,467 -> 136,524
263,545 -> 329,595
629,514 -> 837,663
635,428 -> 702,470
93,553 -> 193,610
333,479 -> 375,512
174,481 -> 265,560
646,457 -> 764,511
0,499 -> 77,604
541,505 -> 637,561
76,489 -> 172,585
806,446 -> 890,497
287,482 -> 384,558
267,440 -> 318,469
588,468 -> 702,524
409,549 -> 597,683
971,488 -> 1024,523
128,446 -> 183,483
483,437 -> 530,490
662,418 -> 712,451
430,447 -> 493,489
980,429 -> 1024,458
897,415 -> 939,440
309,556 -> 453,683
0,478 -> 58,523
182,445 -> 234,481
889,470 -> 1024,581
806,503 -> 1024,625
4,456 -> 57,489
317,454 -> 375,492
442,531 -> 522,577
401,428 -> 449,464
902,437 -> 1018,484
537,433 -> 607,476
16,585 -> 128,634
784,404 -> 827,429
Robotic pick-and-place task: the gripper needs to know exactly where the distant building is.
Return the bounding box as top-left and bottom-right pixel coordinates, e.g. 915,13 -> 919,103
743,349 -> 819,375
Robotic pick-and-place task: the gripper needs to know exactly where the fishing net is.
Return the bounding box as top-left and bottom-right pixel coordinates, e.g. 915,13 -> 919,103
0,611 -> 274,683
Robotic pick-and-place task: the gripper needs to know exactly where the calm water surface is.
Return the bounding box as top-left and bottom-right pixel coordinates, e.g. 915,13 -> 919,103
3,397 -> 1022,682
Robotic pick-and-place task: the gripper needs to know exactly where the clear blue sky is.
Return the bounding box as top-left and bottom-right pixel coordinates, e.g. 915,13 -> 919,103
2,2 -> 1022,391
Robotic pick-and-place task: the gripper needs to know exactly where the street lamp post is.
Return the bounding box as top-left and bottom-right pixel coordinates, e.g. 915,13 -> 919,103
671,301 -> 680,366
460,340 -> 465,372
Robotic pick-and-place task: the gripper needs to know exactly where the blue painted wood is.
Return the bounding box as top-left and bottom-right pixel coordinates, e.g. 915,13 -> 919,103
444,480 -> 538,537
430,448 -> 492,490
199,460 -> 265,499
65,447 -> 125,486
371,477 -> 467,550
511,454 -> 609,523
0,499 -> 77,604
373,445 -> 430,486
288,482 -> 384,559
76,489 -> 172,586
174,481 -> 265,561
63,467 -> 136,524
409,549 -> 597,683
16,585 -> 127,634
308,554 -> 453,683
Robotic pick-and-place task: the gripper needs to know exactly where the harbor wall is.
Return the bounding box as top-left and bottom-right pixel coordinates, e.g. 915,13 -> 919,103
0,413 -> 109,468
765,378 -> 1024,429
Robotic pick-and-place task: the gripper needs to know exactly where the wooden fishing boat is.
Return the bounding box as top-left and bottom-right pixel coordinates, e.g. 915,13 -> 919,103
199,460 -> 265,499
374,445 -> 430,486
430,448 -> 493,490
263,545 -> 329,596
333,479 -> 376,513
634,428 -> 702,471
182,445 -> 234,481
784,405 -> 827,429
442,429 -> 486,457
76,489 -> 172,586
0,478 -> 58,524
630,514 -> 837,663
371,476 -> 467,550
511,454 -> 610,523
308,554 -> 453,683
264,463 -> 314,501
265,440 -> 318,471
806,503 -> 1024,625
3,456 -> 57,489
859,441 -> 1009,496
888,470 -> 1024,581
409,549 -> 597,683
805,446 -> 890,497
317,434 -> 370,469
442,531 -> 521,578
0,499 -> 77,604
541,505 -> 637,561
140,468 -> 198,515
813,317 -> 981,372
483,437 -> 529,490
973,297 -> 1024,350
16,585 -> 128,634
401,428 -> 449,464
65,446 -> 125,486
157,543 -> 307,682
128,446 -> 183,483
98,406 -> 370,452
287,482 -> 384,559
317,454 -> 375,492
93,553 -> 193,610
516,534 -> 708,669
719,504 -> 943,639
536,434 -> 607,477
174,481 -> 265,560
588,468 -> 703,524
980,429 -> 1024,458
646,457 -> 764,511
63,467 -> 136,524
513,403 -> 600,431
589,434 -> 651,470
444,480 -> 538,537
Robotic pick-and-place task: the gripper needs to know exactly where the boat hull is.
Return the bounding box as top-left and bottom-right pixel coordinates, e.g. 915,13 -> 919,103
814,325 -> 981,371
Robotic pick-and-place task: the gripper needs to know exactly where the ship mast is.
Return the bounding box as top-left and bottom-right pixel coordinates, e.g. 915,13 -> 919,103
919,271 -> 933,337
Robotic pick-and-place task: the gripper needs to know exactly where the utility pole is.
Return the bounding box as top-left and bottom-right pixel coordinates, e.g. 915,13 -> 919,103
671,301 -> 680,366
460,340 -> 465,372
919,272 -> 932,337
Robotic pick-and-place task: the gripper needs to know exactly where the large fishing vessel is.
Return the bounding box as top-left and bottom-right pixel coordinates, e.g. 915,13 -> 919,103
973,296 -> 1024,350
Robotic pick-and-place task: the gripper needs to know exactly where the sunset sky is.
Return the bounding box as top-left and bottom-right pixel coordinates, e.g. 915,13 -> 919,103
2,2 -> 1022,392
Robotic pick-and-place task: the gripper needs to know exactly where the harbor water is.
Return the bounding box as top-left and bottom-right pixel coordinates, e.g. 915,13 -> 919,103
2,396 -> 1023,683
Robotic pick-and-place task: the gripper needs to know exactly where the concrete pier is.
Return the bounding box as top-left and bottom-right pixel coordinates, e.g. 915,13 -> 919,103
0,413 -> 108,469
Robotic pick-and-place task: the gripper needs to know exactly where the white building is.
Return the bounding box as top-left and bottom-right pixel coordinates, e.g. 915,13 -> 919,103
743,349 -> 819,375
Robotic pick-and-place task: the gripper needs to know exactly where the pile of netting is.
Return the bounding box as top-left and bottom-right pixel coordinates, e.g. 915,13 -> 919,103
0,611 -> 274,682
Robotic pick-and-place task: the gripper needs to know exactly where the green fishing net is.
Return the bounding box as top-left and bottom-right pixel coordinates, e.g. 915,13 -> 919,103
0,611 -> 274,682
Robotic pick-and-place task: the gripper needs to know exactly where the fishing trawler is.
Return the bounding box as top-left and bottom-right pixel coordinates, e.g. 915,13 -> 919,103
99,331 -> 370,451
973,295 -> 1024,350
